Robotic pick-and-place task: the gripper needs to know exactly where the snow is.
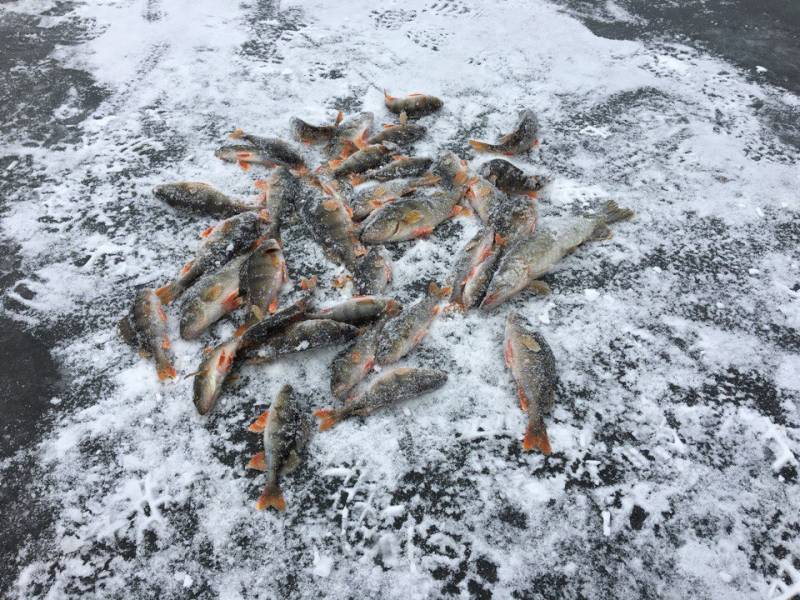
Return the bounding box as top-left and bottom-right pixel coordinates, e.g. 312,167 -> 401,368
1,0 -> 799,598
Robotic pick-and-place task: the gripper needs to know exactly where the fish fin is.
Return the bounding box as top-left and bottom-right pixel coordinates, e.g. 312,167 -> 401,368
503,339 -> 512,367
529,280 -> 551,296
449,204 -> 466,218
246,451 -> 266,470
229,128 -> 245,140
292,165 -> 309,177
155,283 -> 178,305
200,226 -> 215,238
354,244 -> 368,257
268,297 -> 279,314
234,323 -> 249,338
411,226 -> 433,237
526,191 -> 538,199
383,89 -> 394,102
335,110 -> 344,126
523,422 -> 552,455
222,291 -> 243,311
494,233 -> 508,247
328,158 -> 343,168
589,223 -> 613,241
498,132 -> 514,145
300,275 -> 318,290
157,364 -> 177,381
402,210 -> 424,225
256,483 -> 286,511
314,408 -> 339,431
254,179 -> 270,193
599,200 -> 635,225
428,281 -> 451,299
350,174 -> 364,186
399,111 -> 408,125
468,140 -> 494,153
332,274 -> 351,289
238,161 -> 251,171
517,387 -> 529,412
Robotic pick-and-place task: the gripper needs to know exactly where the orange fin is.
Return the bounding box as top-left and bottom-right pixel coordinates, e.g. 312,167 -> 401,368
335,111 -> 344,126
157,365 -> 177,381
248,410 -> 269,433
523,424 -> 552,455
517,387 -> 529,412
300,275 -> 317,290
314,408 -> 339,431
238,161 -> 251,171
468,140 -> 493,153
353,129 -> 369,150
222,291 -> 243,312
268,297 -> 279,314
155,284 -> 177,305
256,484 -> 286,511
247,451 -> 266,471
411,226 -> 433,237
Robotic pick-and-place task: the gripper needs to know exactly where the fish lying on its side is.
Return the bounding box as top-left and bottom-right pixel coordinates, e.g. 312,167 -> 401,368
384,91 -> 443,119
481,201 -> 634,310
239,239 -> 286,327
246,384 -> 311,511
350,174 -> 440,222
254,167 -> 302,239
224,128 -> 306,170
153,182 -> 255,217
352,247 -> 393,296
179,254 -> 249,340
237,295 -> 311,343
360,189 -> 464,244
469,109 -> 539,155
315,367 -> 448,430
239,319 -> 358,364
307,296 -> 400,325
118,288 -> 177,380
324,112 -> 374,159
375,282 -> 448,365
478,159 -> 548,198
350,156 -> 433,186
156,211 -> 266,304
291,111 -> 343,145
330,143 -> 396,179
487,192 -> 539,245
504,311 -> 557,454
431,151 -> 471,198
465,175 -> 506,224
366,115 -> 427,147
449,228 -> 500,309
193,336 -> 241,415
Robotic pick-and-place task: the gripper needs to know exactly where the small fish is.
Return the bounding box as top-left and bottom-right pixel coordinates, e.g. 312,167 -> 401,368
504,312 -> 557,454
360,189 -> 463,244
153,182 -> 255,216
308,296 -> 400,325
481,201 -> 634,310
193,336 -> 241,415
248,384 -> 311,511
350,156 -> 433,186
487,192 -> 539,245
330,305 -> 401,400
350,174 -> 440,222
331,143 -> 396,179
366,117 -> 427,147
227,128 -> 306,170
384,90 -> 443,119
239,239 -> 286,326
240,319 -> 358,364
300,180 -> 366,270
375,282 -> 448,365
120,288 -> 177,380
465,175 -> 505,223
290,111 -> 343,145
324,112 -> 374,159
449,228 -> 499,309
352,247 -> 393,295
156,211 -> 266,304
478,159 -> 548,197
214,145 -> 282,171
431,151 -> 471,196
315,367 -> 448,430
254,167 -> 302,239
468,109 -> 540,155
179,254 -> 249,340
238,295 -> 311,343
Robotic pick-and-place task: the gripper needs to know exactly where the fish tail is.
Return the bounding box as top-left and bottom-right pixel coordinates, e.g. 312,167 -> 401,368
229,127 -> 245,140
522,420 -> 552,455
157,362 -> 177,381
155,282 -> 180,305
468,140 -> 495,153
248,410 -> 269,433
599,200 -> 635,225
383,89 -> 393,102
256,482 -> 286,511
313,408 -> 339,431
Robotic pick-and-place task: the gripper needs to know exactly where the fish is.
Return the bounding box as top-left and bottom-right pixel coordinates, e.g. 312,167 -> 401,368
227,128 -> 306,170
323,112 -> 374,159
465,175 -> 506,223
366,119 -> 427,148
307,296 -> 400,325
352,247 -> 393,295
238,295 -> 311,343
214,145 -> 283,171
253,167 -> 302,239
239,239 -> 286,326
153,182 -> 255,217
300,180 -> 366,270
247,384 -> 311,511
240,319 -> 358,364
349,174 -> 440,222
193,336 -> 241,415
315,367 -> 448,430
119,288 -> 177,380
330,143 -> 396,179
449,228 -> 499,309
291,111 -> 344,145
478,159 -> 548,198
375,282 -> 448,365
330,305 -> 401,400
350,156 -> 433,186
431,151 -> 471,197
481,201 -> 634,310
504,311 -> 557,454
487,192 -> 539,245
156,211 -> 266,304
468,109 -> 540,155
384,90 -> 443,119
360,189 -> 463,244
179,254 -> 249,340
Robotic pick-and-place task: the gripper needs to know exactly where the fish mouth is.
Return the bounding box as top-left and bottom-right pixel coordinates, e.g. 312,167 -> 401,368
480,291 -> 500,310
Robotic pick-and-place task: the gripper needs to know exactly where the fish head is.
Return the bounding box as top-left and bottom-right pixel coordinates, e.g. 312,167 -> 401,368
180,301 -> 211,340
360,212 -> 401,244
480,267 -> 526,311
433,151 -> 469,189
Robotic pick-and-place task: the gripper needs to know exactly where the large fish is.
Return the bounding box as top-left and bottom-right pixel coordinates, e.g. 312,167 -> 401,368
247,384 -> 311,511
225,128 -> 306,170
240,319 -> 357,364
192,336 -> 241,415
352,247 -> 393,296
504,312 -> 557,454
481,201 -> 634,310
156,211 -> 266,304
315,367 -> 448,430
375,282 -> 448,365
449,228 -> 499,309
254,167 -> 302,239
350,174 -> 440,222
291,111 -> 343,145
118,288 -> 177,380
179,254 -> 248,340
324,112 -> 374,159
350,156 -> 433,186
468,109 -> 539,155
239,239 -> 286,326
329,305 -> 401,400
153,182 -> 255,217
330,143 -> 396,179
384,91 -> 443,119
478,159 -> 548,198
307,296 -> 400,325
360,189 -> 463,244
366,117 -> 426,147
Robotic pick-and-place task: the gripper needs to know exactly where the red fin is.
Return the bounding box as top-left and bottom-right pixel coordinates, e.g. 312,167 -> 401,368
222,291 -> 242,311
155,284 -> 177,305
383,89 -> 394,102
161,337 -> 171,350
229,128 -> 245,140
504,340 -> 513,367
335,111 -> 344,126
411,226 -> 433,237
517,387 -> 529,412
247,451 -> 266,471
363,357 -> 375,373
300,275 -> 317,290
314,408 -> 339,431
329,158 -> 343,169
234,323 -> 249,337
157,365 -> 177,381
468,140 -> 492,153
238,161 -> 251,171
523,424 -> 552,455
256,484 -> 286,511
268,297 -> 279,314
526,191 -> 538,199
254,179 -> 270,193
200,226 -> 215,238
350,174 -> 364,186
354,129 -> 369,150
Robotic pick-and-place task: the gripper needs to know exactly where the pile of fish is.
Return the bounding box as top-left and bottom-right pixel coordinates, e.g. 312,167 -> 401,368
119,90 -> 634,511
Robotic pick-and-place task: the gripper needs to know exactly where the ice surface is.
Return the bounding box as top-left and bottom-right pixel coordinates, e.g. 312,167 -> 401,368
2,0 -> 799,598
